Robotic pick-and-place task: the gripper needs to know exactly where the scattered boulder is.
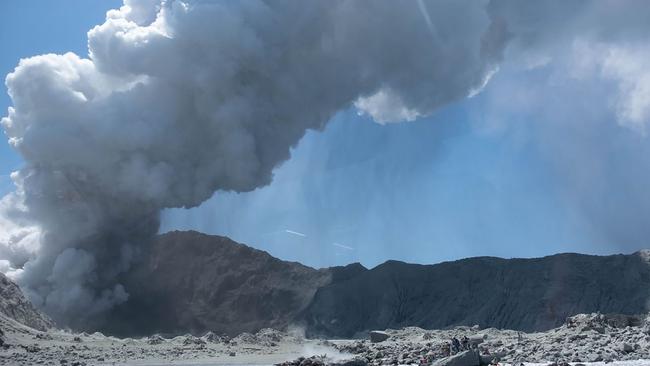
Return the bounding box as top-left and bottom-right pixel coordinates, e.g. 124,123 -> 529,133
433,350 -> 480,366
202,331 -> 229,343
257,328 -> 284,343
182,335 -> 206,346
478,351 -> 506,365
22,344 -> 40,353
34,332 -> 53,340
277,355 -> 366,366
369,330 -> 390,343
147,334 -> 165,345
605,314 -> 643,328
332,357 -> 368,366
233,332 -> 258,344
565,313 -> 644,332
469,334 -> 486,347
620,342 -> 634,353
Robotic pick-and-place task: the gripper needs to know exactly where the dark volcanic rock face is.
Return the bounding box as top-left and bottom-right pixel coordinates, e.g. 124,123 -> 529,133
0,272 -> 54,331
103,231 -> 332,336
302,252 -> 650,337
98,231 -> 650,338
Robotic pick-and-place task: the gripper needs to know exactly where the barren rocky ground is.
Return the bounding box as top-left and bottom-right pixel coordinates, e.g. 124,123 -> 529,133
3,239 -> 650,366
2,312 -> 650,366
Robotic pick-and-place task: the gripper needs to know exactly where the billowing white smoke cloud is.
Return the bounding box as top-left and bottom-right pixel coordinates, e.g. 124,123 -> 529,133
0,0 -> 508,327
477,1 -> 650,254
572,41 -> 650,133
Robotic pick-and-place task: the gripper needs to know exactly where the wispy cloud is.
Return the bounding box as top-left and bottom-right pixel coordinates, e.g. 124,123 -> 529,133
332,242 -> 354,250
285,229 -> 307,238
416,0 -> 443,47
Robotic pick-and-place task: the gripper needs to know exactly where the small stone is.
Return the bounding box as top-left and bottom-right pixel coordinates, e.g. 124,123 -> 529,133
620,342 -> 634,353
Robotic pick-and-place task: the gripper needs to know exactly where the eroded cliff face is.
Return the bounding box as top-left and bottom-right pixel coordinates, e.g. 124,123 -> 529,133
0,272 -> 53,331
303,253 -> 650,337
102,230 -> 333,336
88,231 -> 650,338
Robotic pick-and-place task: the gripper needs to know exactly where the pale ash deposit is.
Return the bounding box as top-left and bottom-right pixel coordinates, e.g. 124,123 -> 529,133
2,312 -> 650,366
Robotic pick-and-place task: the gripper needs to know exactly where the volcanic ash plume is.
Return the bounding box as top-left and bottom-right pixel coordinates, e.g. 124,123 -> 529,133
0,0 -> 507,328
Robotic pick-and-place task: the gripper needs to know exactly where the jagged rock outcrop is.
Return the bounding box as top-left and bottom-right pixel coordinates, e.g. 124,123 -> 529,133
0,273 -> 53,331
97,231 -> 650,338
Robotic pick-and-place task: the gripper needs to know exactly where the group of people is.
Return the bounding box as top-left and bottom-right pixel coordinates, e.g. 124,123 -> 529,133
418,334 -> 502,366
449,335 -> 472,354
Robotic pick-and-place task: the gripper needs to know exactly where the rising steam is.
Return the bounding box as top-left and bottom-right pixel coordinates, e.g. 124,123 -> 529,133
0,0 -> 507,327
4,0 -> 647,330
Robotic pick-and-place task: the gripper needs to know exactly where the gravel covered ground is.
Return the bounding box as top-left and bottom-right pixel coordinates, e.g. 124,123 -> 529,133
328,313 -> 650,365
2,313 -> 650,366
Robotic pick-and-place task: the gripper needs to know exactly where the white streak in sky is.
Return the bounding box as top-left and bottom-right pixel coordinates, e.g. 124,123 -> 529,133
332,242 -> 354,250
468,66 -> 499,98
285,229 -> 307,238
417,0 -> 438,42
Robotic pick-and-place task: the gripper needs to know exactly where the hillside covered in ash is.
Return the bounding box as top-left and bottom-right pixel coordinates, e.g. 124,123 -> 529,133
0,272 -> 53,332
94,231 -> 650,337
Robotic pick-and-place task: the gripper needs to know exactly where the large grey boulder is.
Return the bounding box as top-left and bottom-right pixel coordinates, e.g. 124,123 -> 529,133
433,350 -> 480,366
369,330 -> 390,343
469,334 -> 486,347
479,351 -> 507,365
333,357 -> 368,366
620,342 -> 634,353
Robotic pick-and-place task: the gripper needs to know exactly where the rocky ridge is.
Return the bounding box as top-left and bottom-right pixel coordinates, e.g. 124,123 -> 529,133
0,272 -> 53,332
103,231 -> 650,338
4,231 -> 650,345
102,230 -> 333,337
304,252 -> 650,337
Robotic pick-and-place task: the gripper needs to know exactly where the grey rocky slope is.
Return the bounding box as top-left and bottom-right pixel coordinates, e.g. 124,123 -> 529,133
102,230 -> 333,336
303,251 -> 650,337
98,231 -> 650,338
0,272 -> 53,331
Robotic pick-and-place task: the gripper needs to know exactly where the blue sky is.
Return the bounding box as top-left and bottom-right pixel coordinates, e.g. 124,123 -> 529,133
160,85 -> 614,268
2,1 -> 649,269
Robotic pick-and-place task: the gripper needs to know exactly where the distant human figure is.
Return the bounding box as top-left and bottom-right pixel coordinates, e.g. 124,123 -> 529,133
461,336 -> 469,350
451,337 -> 461,354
